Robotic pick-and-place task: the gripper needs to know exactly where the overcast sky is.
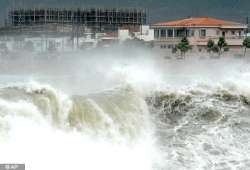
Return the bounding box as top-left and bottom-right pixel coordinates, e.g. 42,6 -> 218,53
1,0 -> 250,25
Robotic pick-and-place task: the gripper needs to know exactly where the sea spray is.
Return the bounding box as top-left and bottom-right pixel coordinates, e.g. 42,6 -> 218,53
0,81 -> 158,170
1,53 -> 250,170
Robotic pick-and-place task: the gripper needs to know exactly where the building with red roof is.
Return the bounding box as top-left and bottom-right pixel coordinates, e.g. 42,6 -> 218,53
151,17 -> 247,52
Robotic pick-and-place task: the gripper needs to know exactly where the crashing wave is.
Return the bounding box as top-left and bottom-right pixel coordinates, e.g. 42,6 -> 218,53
146,84 -> 250,170
0,82 -> 150,141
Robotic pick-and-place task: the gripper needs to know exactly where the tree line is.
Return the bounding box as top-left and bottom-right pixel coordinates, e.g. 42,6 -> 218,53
174,36 -> 250,58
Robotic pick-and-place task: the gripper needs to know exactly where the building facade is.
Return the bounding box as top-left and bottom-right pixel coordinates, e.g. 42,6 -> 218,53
151,17 -> 247,52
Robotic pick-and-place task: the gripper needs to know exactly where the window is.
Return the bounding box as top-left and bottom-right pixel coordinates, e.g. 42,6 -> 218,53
231,31 -> 235,35
160,44 -> 167,49
216,30 -> 220,35
191,30 -> 195,36
199,29 -> 206,37
56,42 -> 60,47
187,29 -> 195,37
160,29 -> 166,38
176,30 -> 185,37
154,29 -> 159,39
167,29 -> 173,37
168,45 -> 173,49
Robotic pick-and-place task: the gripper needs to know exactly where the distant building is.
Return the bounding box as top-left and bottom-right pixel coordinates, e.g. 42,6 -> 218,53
118,25 -> 154,42
151,17 -> 247,52
4,8 -> 146,35
134,25 -> 154,42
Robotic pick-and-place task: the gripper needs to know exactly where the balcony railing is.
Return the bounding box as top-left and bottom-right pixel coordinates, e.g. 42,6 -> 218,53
198,36 -> 244,40
155,35 -> 244,40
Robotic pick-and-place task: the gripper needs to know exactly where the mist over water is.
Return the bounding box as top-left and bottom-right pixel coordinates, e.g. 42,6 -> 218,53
0,46 -> 250,170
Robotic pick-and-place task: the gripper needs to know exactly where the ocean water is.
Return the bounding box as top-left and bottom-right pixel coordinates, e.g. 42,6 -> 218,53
0,50 -> 250,170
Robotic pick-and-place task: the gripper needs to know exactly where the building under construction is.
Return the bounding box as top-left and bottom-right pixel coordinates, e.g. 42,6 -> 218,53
1,7 -> 147,35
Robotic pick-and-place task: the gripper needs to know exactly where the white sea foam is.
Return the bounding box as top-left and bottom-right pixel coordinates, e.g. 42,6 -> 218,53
1,50 -> 250,170
0,81 -> 158,170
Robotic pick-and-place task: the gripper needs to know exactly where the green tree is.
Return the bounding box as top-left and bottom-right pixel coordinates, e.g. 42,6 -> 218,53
217,37 -> 228,55
207,39 -> 215,53
177,37 -> 191,58
243,37 -> 250,56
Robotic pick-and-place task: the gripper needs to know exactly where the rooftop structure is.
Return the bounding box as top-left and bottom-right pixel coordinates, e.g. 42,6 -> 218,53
153,17 -> 246,29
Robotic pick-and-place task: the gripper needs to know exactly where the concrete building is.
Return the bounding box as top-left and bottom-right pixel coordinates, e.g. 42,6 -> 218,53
6,8 -> 147,34
134,25 -> 154,42
117,25 -> 154,43
151,17 -> 247,52
0,7 -> 147,53
118,29 -> 131,41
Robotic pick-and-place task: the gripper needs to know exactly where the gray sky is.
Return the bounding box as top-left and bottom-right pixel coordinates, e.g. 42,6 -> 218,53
1,0 -> 250,25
